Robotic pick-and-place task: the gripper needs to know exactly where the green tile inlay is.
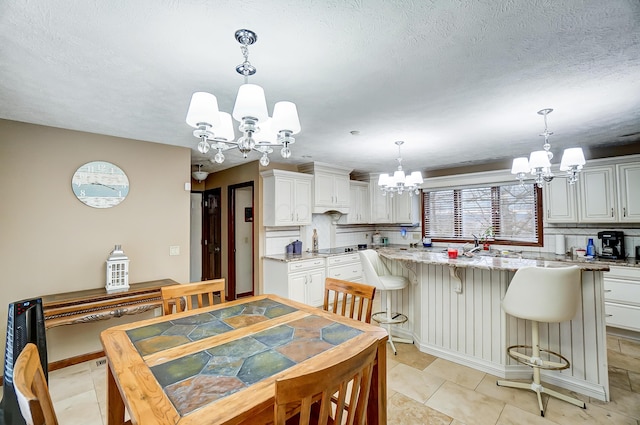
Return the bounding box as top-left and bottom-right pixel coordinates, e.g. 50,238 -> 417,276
126,322 -> 173,342
251,325 -> 295,348
321,322 -> 363,345
237,350 -> 296,385
171,312 -> 217,325
135,335 -> 191,356
151,350 -> 211,388
163,324 -> 197,336
188,320 -> 233,339
205,337 -> 268,359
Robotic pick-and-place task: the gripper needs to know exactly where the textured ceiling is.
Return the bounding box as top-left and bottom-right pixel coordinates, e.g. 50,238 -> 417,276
1,0 -> 639,175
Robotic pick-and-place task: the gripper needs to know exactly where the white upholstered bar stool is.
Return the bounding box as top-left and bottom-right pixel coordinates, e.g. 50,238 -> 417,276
359,249 -> 412,354
497,265 -> 585,417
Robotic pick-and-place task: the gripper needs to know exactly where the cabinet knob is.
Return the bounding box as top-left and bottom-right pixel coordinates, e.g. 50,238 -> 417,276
623,207 -> 627,217
611,208 -> 614,217
606,314 -> 613,317
604,289 -> 612,293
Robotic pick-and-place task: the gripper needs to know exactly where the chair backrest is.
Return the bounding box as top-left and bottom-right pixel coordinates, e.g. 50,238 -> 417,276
13,343 -> 58,425
358,250 -> 391,290
502,266 -> 581,323
161,279 -> 226,315
323,278 -> 376,323
274,336 -> 378,425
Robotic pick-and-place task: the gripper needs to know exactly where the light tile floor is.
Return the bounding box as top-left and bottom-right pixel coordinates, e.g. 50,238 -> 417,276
1,336 -> 638,425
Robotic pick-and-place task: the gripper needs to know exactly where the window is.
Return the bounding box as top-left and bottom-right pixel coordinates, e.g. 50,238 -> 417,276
423,183 -> 542,245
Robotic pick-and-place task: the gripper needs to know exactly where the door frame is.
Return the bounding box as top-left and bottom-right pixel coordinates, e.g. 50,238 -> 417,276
228,181 -> 255,300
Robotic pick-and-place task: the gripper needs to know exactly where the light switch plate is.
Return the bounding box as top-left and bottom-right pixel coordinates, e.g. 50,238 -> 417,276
169,246 -> 180,256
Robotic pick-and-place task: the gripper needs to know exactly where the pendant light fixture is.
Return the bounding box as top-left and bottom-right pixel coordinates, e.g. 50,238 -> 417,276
378,141 -> 423,196
186,29 -> 301,167
511,108 -> 586,187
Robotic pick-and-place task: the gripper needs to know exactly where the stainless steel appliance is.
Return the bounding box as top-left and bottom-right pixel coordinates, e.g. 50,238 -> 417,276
597,231 -> 625,260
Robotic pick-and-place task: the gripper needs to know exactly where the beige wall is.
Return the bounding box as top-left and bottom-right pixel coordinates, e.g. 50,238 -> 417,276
0,119 -> 191,361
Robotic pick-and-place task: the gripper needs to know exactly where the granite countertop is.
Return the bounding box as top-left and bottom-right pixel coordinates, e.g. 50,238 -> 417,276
377,247 -> 614,272
263,249 -> 362,262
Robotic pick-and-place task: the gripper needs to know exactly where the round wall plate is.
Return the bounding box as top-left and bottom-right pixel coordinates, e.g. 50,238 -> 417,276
71,161 -> 129,208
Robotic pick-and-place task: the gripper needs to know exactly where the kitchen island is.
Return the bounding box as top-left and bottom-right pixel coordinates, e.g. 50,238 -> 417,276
376,247 -> 612,402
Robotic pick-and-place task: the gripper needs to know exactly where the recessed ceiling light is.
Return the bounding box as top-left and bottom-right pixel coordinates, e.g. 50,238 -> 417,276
302,155 -> 312,158
350,130 -> 360,136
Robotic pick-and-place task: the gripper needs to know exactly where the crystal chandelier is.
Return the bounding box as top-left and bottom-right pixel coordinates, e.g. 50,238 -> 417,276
378,141 -> 424,197
186,29 -> 301,167
511,108 -> 586,187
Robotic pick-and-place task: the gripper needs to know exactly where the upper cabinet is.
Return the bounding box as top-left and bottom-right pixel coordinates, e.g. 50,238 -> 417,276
261,170 -> 312,226
344,181 -> 370,224
298,162 -> 352,214
369,174 -> 393,223
578,166 -> 617,222
617,163 -> 640,222
545,177 -> 578,223
393,193 -> 421,225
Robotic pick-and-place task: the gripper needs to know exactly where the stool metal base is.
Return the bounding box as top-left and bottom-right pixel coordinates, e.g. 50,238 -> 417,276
506,344 -> 570,370
496,379 -> 586,417
372,311 -> 411,355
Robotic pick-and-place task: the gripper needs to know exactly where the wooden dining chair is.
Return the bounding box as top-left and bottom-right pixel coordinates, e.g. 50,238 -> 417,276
13,343 -> 58,425
323,278 -> 376,323
161,279 -> 226,315
274,336 -> 378,425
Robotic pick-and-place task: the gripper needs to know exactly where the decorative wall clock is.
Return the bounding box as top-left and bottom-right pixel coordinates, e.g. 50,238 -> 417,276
71,161 -> 129,208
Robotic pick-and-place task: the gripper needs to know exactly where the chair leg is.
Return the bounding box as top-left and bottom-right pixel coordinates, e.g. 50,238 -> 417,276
383,292 -> 412,355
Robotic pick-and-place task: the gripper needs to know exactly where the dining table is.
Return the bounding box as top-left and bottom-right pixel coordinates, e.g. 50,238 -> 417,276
100,294 -> 388,425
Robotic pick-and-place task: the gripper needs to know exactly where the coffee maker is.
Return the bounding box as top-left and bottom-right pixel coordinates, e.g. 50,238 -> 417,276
597,231 -> 625,260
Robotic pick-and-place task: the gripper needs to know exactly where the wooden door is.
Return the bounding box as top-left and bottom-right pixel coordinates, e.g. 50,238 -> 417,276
202,188 -> 222,281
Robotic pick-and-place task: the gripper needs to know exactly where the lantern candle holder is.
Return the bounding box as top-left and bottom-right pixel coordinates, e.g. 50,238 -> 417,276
106,245 -> 129,292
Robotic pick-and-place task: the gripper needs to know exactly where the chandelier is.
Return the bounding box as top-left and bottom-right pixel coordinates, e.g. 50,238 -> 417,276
511,108 -> 586,187
377,141 -> 424,197
186,29 -> 301,167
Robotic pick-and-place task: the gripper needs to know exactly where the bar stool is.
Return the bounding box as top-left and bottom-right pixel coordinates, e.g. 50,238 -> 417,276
497,265 -> 585,417
359,249 -> 412,354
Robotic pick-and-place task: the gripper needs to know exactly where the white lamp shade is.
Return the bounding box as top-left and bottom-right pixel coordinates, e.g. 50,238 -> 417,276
511,157 -> 530,174
272,101 -> 301,134
528,150 -> 551,170
186,92 -> 220,128
257,118 -> 278,143
393,170 -> 406,184
378,173 -> 390,186
560,147 -> 586,171
216,112 -> 236,141
408,171 -> 423,185
232,84 -> 269,122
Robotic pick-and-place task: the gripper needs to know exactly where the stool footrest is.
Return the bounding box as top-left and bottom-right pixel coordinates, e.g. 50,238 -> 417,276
507,345 -> 570,370
372,311 -> 408,325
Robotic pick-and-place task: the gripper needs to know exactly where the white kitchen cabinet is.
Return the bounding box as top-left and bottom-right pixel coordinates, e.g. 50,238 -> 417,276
578,166 -> 617,222
544,177 -> 578,223
616,163 -> 640,222
345,181 -> 370,224
298,162 -> 352,213
261,170 -> 312,226
604,266 -> 640,332
326,253 -> 362,282
393,193 -> 421,224
369,178 -> 393,223
263,257 -> 326,307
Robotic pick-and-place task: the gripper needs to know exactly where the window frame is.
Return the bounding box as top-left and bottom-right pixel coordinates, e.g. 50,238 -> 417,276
422,184 -> 543,247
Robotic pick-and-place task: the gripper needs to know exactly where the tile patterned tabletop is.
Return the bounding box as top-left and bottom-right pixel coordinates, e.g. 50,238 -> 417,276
101,294 -> 388,425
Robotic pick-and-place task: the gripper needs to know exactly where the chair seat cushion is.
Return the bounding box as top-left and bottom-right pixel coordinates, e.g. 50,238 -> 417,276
378,275 -> 409,290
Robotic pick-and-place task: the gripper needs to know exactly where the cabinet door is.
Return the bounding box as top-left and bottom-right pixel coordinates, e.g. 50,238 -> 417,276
617,163 -> 640,222
544,177 -> 578,223
314,172 -> 335,207
346,184 -> 361,224
578,166 -> 617,222
294,178 -> 312,224
370,185 -> 392,223
393,194 -> 420,224
334,175 -> 351,208
274,177 -> 294,225
288,273 -> 307,304
357,184 -> 371,223
306,268 -> 326,307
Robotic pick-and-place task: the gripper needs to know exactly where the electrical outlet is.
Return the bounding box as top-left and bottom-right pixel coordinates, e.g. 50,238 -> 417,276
169,246 -> 180,256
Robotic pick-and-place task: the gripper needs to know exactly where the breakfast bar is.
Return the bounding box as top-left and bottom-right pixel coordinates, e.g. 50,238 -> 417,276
376,248 -> 612,402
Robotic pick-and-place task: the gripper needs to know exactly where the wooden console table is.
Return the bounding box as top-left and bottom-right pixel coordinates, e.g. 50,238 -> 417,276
41,279 -> 179,329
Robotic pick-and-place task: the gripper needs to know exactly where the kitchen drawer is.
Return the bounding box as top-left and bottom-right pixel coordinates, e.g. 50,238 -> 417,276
327,263 -> 362,280
288,258 -> 325,272
327,254 -> 360,266
604,279 -> 640,306
605,302 -> 640,332
604,266 -> 640,281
